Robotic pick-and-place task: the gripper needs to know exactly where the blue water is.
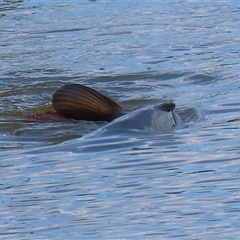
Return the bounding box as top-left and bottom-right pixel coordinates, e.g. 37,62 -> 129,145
1,1 -> 240,239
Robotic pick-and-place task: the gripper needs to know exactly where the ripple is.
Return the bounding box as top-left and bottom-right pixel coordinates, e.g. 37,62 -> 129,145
1,1 -> 240,239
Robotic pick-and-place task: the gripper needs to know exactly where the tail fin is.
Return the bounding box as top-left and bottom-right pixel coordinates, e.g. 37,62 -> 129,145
52,84 -> 125,122
159,103 -> 175,112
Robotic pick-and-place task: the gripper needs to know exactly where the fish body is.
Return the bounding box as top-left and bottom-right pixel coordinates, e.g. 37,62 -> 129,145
83,103 -> 179,138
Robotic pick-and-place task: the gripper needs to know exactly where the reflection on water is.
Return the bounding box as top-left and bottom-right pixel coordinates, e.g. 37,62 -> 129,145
1,0 -> 240,239
1,121 -> 240,239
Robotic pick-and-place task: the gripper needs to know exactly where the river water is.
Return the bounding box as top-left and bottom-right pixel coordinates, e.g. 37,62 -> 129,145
1,1 -> 240,239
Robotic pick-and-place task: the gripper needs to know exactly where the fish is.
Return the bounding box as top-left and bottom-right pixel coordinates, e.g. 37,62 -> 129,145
27,83 -> 179,134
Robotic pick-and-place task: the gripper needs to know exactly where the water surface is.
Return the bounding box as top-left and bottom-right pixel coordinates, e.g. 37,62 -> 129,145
1,1 -> 240,239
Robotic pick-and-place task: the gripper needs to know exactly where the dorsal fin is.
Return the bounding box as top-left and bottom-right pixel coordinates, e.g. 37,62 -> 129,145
52,84 -> 125,122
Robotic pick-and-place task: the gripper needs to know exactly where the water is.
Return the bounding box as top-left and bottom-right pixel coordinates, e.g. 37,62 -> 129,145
1,1 -> 240,239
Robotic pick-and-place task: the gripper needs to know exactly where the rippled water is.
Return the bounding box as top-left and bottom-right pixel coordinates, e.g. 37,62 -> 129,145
1,1 -> 240,239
